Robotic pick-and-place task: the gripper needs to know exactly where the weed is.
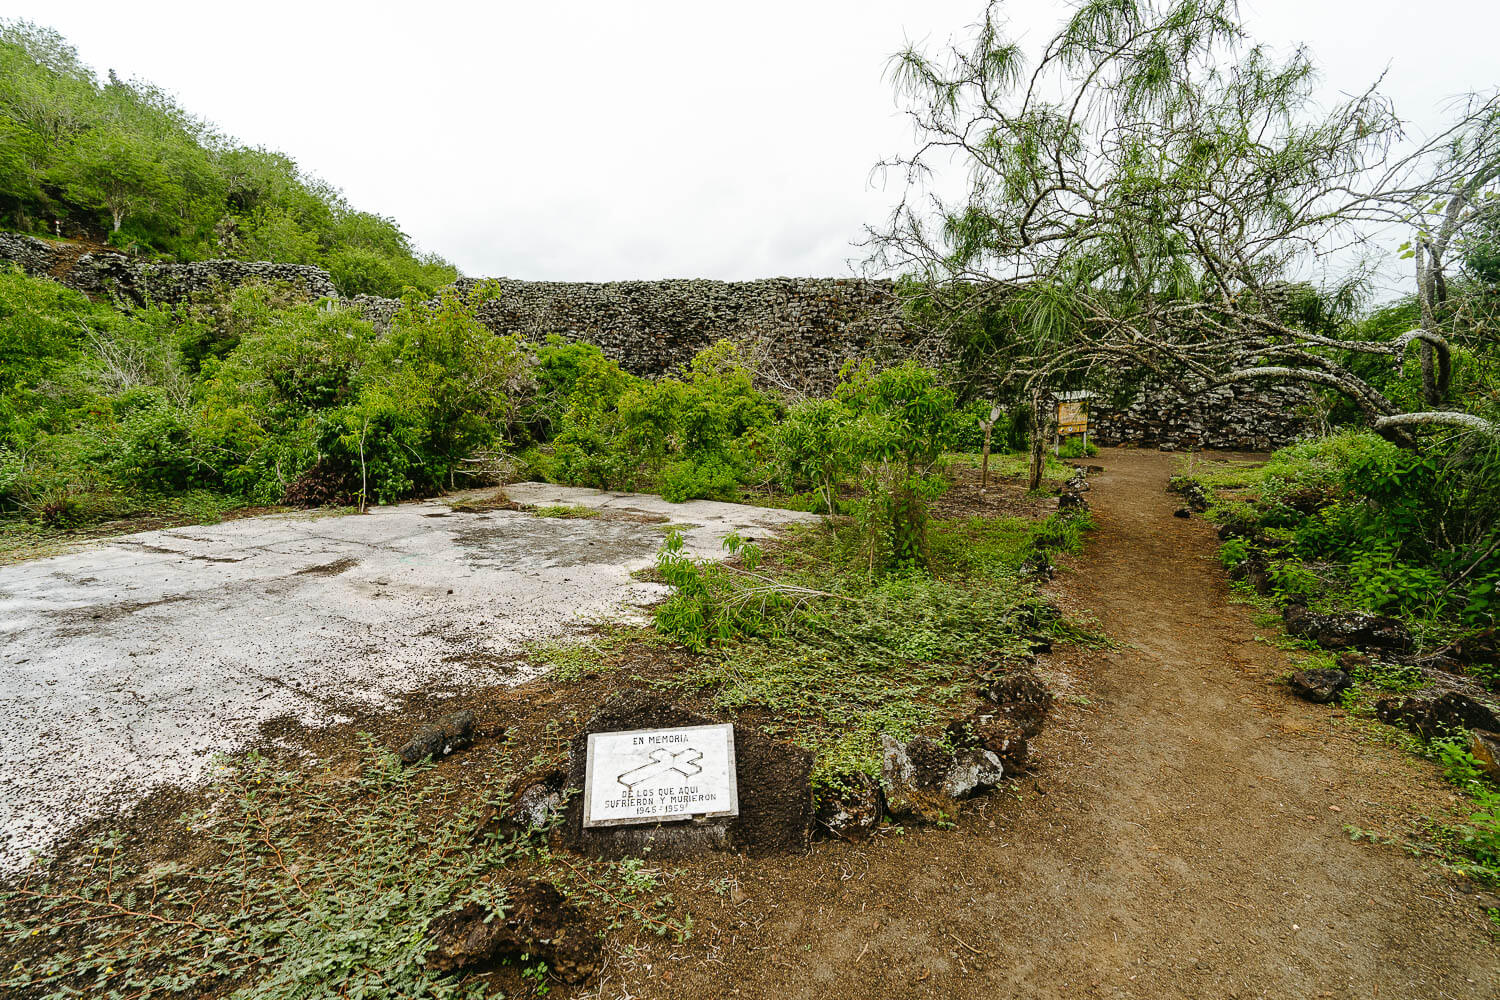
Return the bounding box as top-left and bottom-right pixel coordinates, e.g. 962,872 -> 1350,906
0,743 -> 690,998
658,513 -> 1099,795
528,504 -> 602,519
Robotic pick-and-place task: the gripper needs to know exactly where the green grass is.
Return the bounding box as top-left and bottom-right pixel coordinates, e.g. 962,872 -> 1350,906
669,512 -> 1100,794
525,625 -> 660,682
946,449 -> 1073,484
527,504 -> 602,519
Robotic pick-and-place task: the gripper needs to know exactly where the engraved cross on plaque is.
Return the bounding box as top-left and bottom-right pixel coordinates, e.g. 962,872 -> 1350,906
616,747 -> 703,790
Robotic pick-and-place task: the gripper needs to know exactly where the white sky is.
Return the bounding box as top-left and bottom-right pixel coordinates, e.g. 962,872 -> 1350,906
9,1 -> 1500,282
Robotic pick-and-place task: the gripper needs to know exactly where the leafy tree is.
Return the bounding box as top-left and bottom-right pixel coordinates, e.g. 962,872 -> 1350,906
54,124 -> 170,233
870,0 -> 1500,445
837,360 -> 959,569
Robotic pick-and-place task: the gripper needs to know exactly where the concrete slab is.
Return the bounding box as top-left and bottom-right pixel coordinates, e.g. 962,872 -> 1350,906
0,485 -> 818,871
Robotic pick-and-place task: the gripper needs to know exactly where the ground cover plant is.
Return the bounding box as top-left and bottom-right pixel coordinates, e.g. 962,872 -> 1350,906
1188,431 -> 1497,647
0,743 -> 691,1000
658,509 -> 1095,794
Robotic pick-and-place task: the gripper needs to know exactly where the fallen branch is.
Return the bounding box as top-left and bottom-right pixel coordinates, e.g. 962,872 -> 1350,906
1370,411 -> 1497,434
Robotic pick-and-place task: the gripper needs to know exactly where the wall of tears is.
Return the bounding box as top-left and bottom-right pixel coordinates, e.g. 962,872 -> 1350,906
0,233 -> 1312,451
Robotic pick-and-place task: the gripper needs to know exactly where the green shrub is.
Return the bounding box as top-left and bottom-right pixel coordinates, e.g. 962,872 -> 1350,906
1220,431 -> 1499,633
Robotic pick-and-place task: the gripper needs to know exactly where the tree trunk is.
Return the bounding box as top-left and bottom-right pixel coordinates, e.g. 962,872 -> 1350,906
1027,389 -> 1047,492
980,422 -> 993,491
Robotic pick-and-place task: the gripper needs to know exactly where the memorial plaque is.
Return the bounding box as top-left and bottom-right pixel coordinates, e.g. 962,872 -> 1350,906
582,723 -> 738,828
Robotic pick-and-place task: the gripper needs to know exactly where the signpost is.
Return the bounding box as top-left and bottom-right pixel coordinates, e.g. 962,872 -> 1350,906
582,723 -> 738,828
1054,391 -> 1093,454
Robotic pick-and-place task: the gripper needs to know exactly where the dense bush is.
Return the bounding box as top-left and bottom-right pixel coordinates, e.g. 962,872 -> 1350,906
0,271 -> 531,519
0,21 -> 456,297
1214,431 -> 1499,634
527,339 -> 781,501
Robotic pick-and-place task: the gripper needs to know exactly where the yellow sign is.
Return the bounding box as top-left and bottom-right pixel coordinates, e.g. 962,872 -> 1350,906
1057,400 -> 1089,435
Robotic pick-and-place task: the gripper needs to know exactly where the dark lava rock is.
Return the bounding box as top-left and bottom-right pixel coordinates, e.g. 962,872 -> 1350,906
814,771 -> 882,841
1287,668 -> 1352,704
1065,472 -> 1090,493
879,734 -> 1002,823
396,709 -> 476,765
1057,492 -> 1089,513
1436,628 -> 1499,669
426,881 -> 602,983
506,766 -> 570,831
1168,477 -> 1210,512
1174,508 -> 1192,519
562,692 -> 813,858
1283,604 -> 1413,655
979,666 -> 1053,741
1019,551 -> 1055,582
1336,651 -> 1371,671
948,709 -> 1032,771
1375,673 -> 1500,741
1228,553 -> 1273,595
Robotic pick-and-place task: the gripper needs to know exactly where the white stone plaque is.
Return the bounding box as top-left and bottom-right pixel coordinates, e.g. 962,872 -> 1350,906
582,723 -> 738,828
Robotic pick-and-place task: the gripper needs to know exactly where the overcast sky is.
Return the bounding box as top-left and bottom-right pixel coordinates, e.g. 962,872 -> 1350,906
10,1 -> 1500,282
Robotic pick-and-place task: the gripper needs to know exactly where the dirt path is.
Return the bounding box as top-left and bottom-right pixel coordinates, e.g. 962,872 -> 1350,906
644,448 -> 1496,1000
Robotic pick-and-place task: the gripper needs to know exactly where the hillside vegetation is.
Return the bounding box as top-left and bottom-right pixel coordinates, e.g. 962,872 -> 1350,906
0,20 -> 456,296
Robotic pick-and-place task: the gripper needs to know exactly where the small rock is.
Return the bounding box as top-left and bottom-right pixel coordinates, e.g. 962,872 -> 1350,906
1019,552 -> 1055,582
941,747 -> 1005,799
1174,508 -> 1191,519
1375,674 -> 1500,741
1283,604 -> 1413,654
1435,628 -> 1499,668
507,766 -> 570,830
1335,651 -> 1371,671
1287,668 -> 1352,704
426,881 -> 602,983
948,710 -> 1032,771
815,772 -> 882,840
1057,492 -> 1089,513
396,709 -> 476,765
979,666 -> 1053,742
879,736 -> 956,823
1471,730 -> 1500,783
1167,477 -> 1210,512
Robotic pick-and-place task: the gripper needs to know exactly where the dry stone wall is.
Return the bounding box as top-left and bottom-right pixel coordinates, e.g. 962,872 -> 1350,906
0,233 -> 335,307
0,233 -> 1311,450
356,277 -> 931,396
1090,381 -> 1314,452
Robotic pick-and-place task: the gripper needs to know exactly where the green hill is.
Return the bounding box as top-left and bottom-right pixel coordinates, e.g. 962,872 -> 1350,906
0,20 -> 457,297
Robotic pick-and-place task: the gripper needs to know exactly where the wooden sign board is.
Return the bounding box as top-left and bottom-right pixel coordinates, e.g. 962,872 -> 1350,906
1057,399 -> 1089,436
583,723 -> 738,828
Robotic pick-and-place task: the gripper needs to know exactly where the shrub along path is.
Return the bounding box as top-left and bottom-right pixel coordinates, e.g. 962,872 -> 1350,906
651,448 -> 1495,1000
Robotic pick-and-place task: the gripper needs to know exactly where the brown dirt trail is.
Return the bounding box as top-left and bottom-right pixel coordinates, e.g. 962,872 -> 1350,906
643,448 -> 1497,1000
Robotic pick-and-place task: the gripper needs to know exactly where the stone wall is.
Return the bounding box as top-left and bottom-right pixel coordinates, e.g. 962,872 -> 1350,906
356,276 -> 932,396
0,232 -> 1311,450
0,233 -> 336,307
1090,381 -> 1314,452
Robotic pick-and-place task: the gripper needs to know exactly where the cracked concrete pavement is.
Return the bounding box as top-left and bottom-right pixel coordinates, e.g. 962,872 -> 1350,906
0,484 -> 818,871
